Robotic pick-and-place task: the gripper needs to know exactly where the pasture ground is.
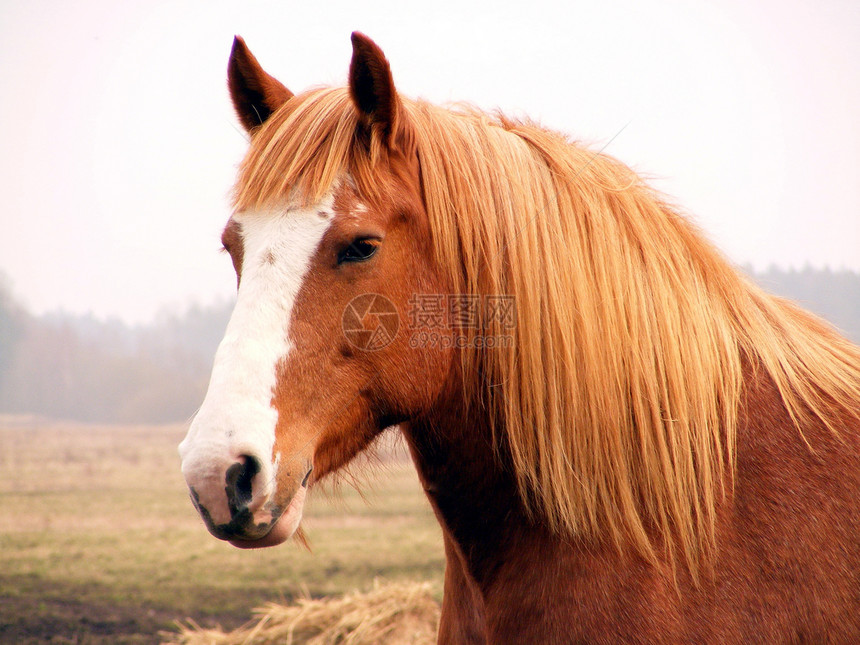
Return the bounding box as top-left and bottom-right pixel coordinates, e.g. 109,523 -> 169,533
0,419 -> 444,644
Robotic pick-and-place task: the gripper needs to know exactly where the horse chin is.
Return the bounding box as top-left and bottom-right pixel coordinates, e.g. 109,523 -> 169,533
229,484 -> 307,550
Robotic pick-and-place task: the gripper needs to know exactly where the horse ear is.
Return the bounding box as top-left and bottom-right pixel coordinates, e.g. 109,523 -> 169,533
349,32 -> 404,148
228,36 -> 294,133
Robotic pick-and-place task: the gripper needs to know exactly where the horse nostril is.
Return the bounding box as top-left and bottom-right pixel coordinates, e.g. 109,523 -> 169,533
225,455 -> 261,516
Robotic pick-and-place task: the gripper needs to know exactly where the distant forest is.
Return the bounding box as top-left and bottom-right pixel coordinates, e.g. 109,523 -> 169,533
0,266 -> 858,423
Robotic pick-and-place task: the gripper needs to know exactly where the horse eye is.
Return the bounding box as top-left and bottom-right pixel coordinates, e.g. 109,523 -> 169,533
338,238 -> 380,264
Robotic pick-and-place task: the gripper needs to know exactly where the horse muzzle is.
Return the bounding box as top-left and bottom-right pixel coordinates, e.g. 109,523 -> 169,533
180,447 -> 311,548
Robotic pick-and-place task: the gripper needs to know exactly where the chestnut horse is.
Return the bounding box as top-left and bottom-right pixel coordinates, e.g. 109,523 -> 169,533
179,33 -> 860,643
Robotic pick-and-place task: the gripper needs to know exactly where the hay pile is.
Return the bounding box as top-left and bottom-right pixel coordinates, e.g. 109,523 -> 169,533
165,580 -> 441,645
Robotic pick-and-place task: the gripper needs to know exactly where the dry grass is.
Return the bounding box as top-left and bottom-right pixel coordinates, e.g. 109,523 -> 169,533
167,580 -> 440,645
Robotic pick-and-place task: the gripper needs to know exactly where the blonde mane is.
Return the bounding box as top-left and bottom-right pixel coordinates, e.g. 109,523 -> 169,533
234,87 -> 860,575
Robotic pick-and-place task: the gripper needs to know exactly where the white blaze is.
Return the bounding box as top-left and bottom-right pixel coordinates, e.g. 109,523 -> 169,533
178,195 -> 334,524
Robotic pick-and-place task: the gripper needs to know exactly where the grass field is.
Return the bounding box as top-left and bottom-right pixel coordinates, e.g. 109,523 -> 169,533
0,418 -> 444,644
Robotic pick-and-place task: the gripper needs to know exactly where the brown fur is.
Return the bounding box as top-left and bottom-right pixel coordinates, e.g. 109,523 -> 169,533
402,360 -> 860,643
221,33 -> 860,643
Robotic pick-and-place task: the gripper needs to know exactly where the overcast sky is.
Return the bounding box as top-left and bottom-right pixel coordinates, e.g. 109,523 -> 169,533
1,0 -> 857,323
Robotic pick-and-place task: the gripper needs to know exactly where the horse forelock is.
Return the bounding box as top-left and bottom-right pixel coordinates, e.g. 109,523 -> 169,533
231,82 -> 860,576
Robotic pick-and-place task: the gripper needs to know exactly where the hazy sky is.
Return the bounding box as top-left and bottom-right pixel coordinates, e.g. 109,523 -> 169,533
1,0 -> 858,323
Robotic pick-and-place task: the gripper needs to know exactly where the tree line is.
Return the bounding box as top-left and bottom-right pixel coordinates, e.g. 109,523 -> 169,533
0,277 -> 232,423
0,266 -> 857,423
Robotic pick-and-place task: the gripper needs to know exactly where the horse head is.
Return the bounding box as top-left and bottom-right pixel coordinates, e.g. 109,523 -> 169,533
178,34 -> 450,547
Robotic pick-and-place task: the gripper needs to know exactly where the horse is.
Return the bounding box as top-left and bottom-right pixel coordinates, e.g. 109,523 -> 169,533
178,32 -> 860,644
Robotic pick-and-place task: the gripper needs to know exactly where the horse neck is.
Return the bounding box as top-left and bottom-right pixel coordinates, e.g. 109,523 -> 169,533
401,380 -> 539,585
